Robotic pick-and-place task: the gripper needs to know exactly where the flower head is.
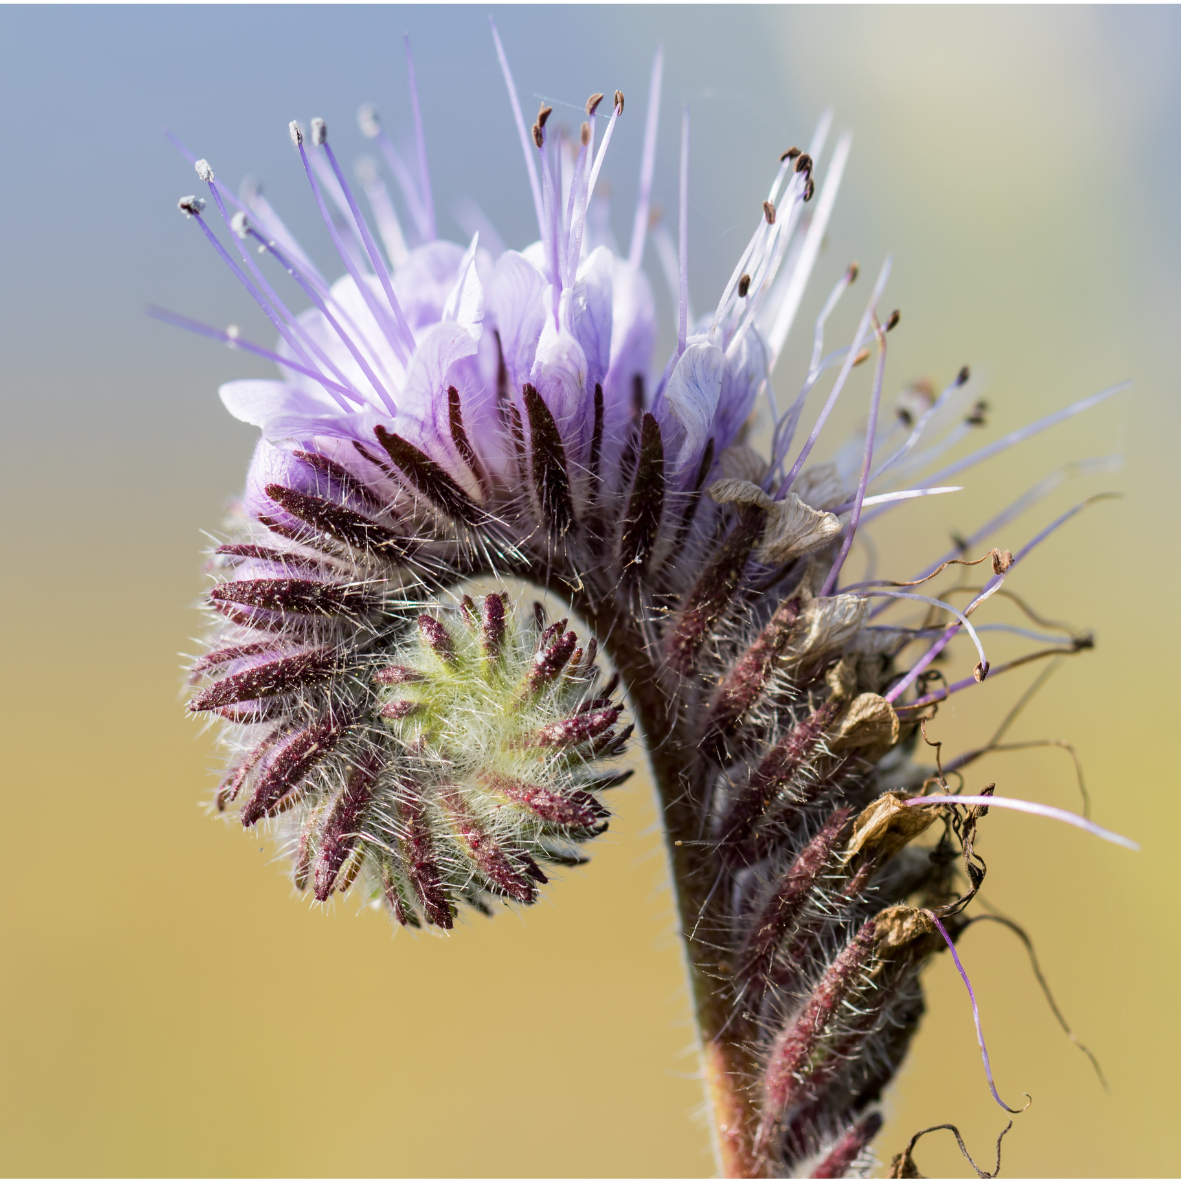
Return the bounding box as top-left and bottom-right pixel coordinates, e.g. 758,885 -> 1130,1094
168,25 -> 1126,1178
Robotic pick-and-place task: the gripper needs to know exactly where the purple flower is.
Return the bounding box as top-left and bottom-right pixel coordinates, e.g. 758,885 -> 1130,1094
166,24 -> 1128,1179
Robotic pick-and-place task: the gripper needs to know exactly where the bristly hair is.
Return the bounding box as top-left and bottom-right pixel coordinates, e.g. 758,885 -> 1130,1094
164,23 -> 1131,1179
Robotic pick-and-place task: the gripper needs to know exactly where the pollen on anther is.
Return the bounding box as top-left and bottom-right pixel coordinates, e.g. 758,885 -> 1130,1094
230,211 -> 249,238
177,195 -> 206,217
288,120 -> 303,146
310,118 -> 327,145
194,158 -> 214,183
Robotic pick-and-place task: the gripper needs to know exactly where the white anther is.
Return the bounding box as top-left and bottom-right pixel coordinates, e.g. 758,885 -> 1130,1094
177,195 -> 206,217
357,102 -> 381,138
310,117 -> 327,145
194,158 -> 214,183
230,211 -> 250,238
289,120 -> 303,146
225,324 -> 240,340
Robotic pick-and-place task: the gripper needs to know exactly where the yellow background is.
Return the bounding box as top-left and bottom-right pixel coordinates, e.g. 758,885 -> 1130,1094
0,6 -> 1177,1176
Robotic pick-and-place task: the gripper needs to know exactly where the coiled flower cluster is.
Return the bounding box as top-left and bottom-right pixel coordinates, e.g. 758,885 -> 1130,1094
171,25 -> 1125,1179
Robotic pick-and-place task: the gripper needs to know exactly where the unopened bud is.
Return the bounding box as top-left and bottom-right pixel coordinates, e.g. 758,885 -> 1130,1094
418,614 -> 455,662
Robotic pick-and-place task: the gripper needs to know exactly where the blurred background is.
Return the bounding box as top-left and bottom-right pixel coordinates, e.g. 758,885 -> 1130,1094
1,4 -> 1178,1176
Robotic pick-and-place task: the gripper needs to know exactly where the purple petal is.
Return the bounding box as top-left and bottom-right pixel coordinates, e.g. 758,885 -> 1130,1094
658,338 -> 724,478
487,249 -> 548,396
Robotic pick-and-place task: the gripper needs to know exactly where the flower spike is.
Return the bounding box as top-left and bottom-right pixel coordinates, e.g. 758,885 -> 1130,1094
165,35 -> 1125,1176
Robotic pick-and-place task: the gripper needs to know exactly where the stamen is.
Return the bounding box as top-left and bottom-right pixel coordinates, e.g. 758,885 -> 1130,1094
911,383 -> 1130,494
145,306 -> 357,405
828,485 -> 963,513
627,46 -> 665,270
765,132 -> 853,369
241,222 -> 396,413
206,177 -> 376,408
489,17 -> 544,237
677,107 -> 690,357
820,313 -> 887,595
292,122 -> 414,365
357,103 -> 432,242
178,192 -> 355,412
354,156 -> 409,268
886,493 -> 1118,702
923,912 -> 1032,1115
859,589 -> 991,677
777,256 -> 892,498
315,122 -> 419,361
536,129 -> 562,326
403,35 -> 437,241
584,92 -> 622,206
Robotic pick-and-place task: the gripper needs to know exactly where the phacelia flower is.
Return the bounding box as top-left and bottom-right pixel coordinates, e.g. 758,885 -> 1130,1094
167,24 -> 1130,1179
